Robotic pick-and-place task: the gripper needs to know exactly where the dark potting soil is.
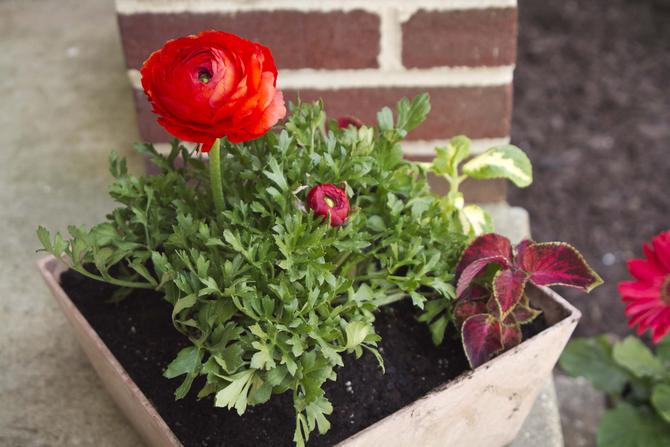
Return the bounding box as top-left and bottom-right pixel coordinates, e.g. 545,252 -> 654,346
60,269 -> 547,447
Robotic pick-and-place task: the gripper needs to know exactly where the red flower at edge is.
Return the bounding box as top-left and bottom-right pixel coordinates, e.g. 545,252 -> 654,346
619,230 -> 670,343
306,184 -> 350,227
141,30 -> 286,152
337,116 -> 363,129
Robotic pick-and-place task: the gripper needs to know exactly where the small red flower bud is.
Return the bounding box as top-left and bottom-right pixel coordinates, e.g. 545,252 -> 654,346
337,116 -> 363,129
306,184 -> 350,227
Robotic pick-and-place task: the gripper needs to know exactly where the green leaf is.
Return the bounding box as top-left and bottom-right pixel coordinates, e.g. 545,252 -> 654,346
652,384 -> 670,423
459,205 -> 493,237
164,346 -> 201,379
345,321 -> 370,350
462,145 -> 533,188
612,336 -> 664,379
656,336 -> 670,365
376,106 -> 394,131
432,135 -> 472,177
37,226 -> 52,252
559,336 -> 630,394
396,93 -> 431,132
263,158 -> 289,191
164,346 -> 203,399
214,369 -> 255,415
429,316 -> 448,345
597,403 -> 670,447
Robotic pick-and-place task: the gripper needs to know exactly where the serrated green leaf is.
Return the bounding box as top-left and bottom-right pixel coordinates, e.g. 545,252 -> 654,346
214,369 -> 254,415
397,93 -> 431,132
36,226 -> 52,252
164,346 -> 201,379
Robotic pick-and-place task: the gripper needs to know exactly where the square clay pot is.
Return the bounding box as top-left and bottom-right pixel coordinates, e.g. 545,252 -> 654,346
38,256 -> 580,447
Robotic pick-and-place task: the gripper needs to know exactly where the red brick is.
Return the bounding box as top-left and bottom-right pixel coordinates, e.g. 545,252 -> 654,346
286,86 -> 512,140
402,9 -> 517,68
118,11 -> 380,70
407,154 -> 507,202
134,85 -> 511,143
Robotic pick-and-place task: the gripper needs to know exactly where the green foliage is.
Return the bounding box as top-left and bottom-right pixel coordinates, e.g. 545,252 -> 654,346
560,336 -> 630,394
561,335 -> 670,446
462,145 -> 532,188
597,403 -> 670,447
429,136 -> 531,240
37,96 -> 484,446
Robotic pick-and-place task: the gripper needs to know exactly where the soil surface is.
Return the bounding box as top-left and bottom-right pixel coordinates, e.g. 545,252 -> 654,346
60,269 -> 546,447
510,0 -> 670,337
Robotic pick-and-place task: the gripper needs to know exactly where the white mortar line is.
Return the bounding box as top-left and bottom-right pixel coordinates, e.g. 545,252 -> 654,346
127,66 -> 513,90
151,138 -> 509,157
402,137 -> 510,156
377,8 -> 403,70
116,0 -> 517,14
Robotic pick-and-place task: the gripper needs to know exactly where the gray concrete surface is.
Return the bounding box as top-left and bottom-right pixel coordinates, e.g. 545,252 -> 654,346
555,374 -> 605,447
0,1 -> 564,446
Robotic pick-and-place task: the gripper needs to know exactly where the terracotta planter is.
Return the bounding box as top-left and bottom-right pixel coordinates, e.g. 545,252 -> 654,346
38,255 -> 580,447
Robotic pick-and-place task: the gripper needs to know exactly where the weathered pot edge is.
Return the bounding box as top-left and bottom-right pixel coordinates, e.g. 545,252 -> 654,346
37,255 -> 580,447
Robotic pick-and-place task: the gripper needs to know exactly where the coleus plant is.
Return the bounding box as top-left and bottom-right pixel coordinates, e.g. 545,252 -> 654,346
454,233 -> 603,367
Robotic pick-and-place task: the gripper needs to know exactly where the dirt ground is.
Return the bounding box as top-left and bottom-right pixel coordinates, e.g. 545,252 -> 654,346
510,0 -> 670,337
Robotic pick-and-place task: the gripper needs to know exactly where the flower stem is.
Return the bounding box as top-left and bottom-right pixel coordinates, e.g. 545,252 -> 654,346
209,138 -> 225,215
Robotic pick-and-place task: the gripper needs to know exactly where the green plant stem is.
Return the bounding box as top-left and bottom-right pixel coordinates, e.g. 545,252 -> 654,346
71,265 -> 154,289
209,138 -> 225,215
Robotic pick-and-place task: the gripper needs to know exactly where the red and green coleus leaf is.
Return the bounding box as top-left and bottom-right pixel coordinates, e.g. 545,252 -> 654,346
512,299 -> 543,324
501,321 -> 522,351
462,314 -> 503,368
455,233 -> 601,369
516,242 -> 603,291
454,285 -> 491,328
455,233 -> 513,278
454,299 -> 489,330
492,269 -> 528,317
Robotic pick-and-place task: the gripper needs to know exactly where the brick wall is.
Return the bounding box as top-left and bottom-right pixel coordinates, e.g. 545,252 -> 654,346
116,0 -> 518,202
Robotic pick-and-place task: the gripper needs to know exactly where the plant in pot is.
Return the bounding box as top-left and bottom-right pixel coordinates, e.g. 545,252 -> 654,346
36,31 -> 602,447
560,230 -> 670,446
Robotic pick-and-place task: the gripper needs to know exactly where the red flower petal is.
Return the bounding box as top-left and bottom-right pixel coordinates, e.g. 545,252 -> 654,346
627,258 -> 666,283
652,231 -> 670,272
140,30 -> 286,148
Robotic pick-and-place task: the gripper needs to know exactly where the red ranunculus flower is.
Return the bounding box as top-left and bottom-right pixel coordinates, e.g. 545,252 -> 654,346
619,230 -> 670,342
306,184 -> 350,227
140,30 -> 286,152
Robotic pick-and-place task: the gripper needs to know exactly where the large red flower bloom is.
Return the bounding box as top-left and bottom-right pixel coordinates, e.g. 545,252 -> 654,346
619,230 -> 670,342
141,30 -> 286,151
